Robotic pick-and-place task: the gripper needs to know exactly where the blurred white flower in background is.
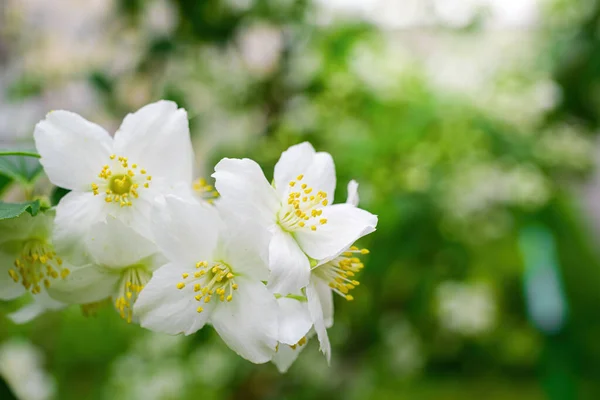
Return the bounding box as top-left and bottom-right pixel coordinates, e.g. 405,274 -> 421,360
443,163 -> 550,222
314,0 -> 544,29
237,22 -> 284,77
3,0 -> 144,83
535,124 -> 595,170
0,339 -> 56,400
380,316 -> 424,377
436,281 -> 496,336
142,0 -> 177,37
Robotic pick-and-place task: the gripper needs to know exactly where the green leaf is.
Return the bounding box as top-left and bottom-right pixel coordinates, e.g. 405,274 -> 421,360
0,200 -> 41,220
51,186 -> 70,206
0,151 -> 43,184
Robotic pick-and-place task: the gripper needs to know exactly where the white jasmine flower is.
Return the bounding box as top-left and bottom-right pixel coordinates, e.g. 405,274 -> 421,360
213,142 -> 377,295
134,196 -> 278,364
0,212 -> 71,299
33,100 -> 194,262
305,181 -> 373,361
47,216 -> 164,323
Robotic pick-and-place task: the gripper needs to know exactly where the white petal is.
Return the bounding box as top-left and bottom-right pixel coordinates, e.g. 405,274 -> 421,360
346,180 -> 360,207
272,343 -> 306,373
306,281 -> 331,363
106,186 -> 157,242
34,110 -> 113,191
302,152 -> 336,202
113,100 -> 194,185
152,195 -> 220,266
273,142 -> 316,196
276,296 -> 312,345
53,191 -> 108,265
8,292 -> 66,324
0,251 -> 25,300
211,278 -> 278,364
212,158 -> 280,228
84,216 -> 157,268
295,204 -> 377,262
135,262 -> 214,335
312,277 -> 334,328
47,264 -> 120,304
217,219 -> 271,281
267,226 -> 311,295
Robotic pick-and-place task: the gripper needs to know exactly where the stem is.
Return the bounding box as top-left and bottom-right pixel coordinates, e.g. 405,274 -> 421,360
0,151 -> 41,158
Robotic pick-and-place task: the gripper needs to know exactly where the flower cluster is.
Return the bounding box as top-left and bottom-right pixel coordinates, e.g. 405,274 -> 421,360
1,100 -> 378,371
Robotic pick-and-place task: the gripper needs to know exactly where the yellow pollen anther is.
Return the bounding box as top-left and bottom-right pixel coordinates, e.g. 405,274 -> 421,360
320,218 -> 327,224
301,183 -> 307,189
94,155 -> 151,207
182,273 -> 189,279
184,261 -> 239,305
176,282 -> 185,289
311,225 -> 317,231
297,174 -> 304,180
141,169 -> 146,174
9,242 -> 70,294
289,181 -> 296,187
197,306 -> 204,313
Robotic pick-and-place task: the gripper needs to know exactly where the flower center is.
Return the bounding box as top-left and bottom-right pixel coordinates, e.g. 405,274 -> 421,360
110,174 -> 133,195
175,261 -> 239,313
91,154 -> 153,208
114,267 -> 151,323
193,178 -> 220,204
278,174 -> 329,232
313,246 -> 369,301
7,240 -> 70,294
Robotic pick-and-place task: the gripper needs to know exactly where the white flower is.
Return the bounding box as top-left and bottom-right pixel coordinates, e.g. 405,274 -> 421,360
305,181 -> 373,361
269,181 -> 374,364
47,216 -> 164,323
0,212 -> 72,299
0,339 -> 56,400
33,100 -> 194,263
134,196 -> 279,364
212,142 -> 377,295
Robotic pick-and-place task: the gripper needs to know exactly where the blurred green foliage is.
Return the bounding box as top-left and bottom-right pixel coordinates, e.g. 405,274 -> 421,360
2,0 -> 600,399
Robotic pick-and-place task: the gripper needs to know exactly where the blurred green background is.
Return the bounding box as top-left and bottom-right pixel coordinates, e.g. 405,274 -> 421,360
2,0 -> 600,399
